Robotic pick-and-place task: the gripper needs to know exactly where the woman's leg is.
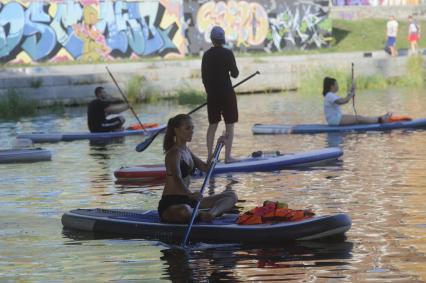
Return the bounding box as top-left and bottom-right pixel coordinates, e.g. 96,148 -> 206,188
411,41 -> 416,53
339,114 -> 379,125
199,191 -> 238,221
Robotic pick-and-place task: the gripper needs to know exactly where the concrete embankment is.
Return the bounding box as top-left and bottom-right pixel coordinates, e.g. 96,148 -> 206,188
0,51 -> 419,105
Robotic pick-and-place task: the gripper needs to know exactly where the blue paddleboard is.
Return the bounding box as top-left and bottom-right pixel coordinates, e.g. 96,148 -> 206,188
62,209 -> 352,243
252,118 -> 426,134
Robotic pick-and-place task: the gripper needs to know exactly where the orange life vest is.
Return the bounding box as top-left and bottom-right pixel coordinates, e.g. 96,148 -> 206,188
126,123 -> 160,131
236,201 -> 315,225
387,115 -> 412,123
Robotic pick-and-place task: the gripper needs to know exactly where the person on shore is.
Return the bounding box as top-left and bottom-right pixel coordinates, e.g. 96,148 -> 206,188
158,114 -> 238,223
202,26 -> 240,163
323,77 -> 392,126
87,86 -> 129,132
386,16 -> 399,57
408,15 -> 420,54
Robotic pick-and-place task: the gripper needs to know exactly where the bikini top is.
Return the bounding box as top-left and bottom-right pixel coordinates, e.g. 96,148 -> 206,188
180,159 -> 194,178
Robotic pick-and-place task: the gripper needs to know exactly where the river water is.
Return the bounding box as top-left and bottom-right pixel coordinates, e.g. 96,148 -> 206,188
1,89 -> 425,282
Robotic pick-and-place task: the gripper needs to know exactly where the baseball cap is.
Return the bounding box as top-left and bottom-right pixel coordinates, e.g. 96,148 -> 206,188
210,26 -> 225,44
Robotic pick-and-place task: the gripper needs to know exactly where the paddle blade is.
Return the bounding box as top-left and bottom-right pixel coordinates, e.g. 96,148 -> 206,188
135,135 -> 156,152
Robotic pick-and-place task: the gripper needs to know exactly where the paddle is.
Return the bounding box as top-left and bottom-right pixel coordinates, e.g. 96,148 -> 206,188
135,70 -> 260,152
181,140 -> 224,247
351,63 -> 358,121
105,66 -> 148,133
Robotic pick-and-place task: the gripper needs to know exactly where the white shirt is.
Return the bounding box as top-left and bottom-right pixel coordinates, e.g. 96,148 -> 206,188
324,92 -> 342,124
409,22 -> 418,34
387,20 -> 398,37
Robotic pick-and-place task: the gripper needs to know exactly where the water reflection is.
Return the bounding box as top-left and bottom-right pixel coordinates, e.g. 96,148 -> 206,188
160,240 -> 353,282
89,137 -> 125,148
326,132 -> 344,147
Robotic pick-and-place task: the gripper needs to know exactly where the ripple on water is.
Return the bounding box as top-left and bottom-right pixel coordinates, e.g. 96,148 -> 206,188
1,90 -> 426,282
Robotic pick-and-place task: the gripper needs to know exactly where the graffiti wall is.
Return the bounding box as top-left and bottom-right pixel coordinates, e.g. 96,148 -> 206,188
332,0 -> 420,5
0,0 -> 330,64
0,0 -> 185,64
185,0 -> 331,53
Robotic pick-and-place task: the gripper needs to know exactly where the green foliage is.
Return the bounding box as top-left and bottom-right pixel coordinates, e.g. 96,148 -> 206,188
0,89 -> 39,120
299,56 -> 425,96
298,67 -> 389,96
176,87 -> 205,105
126,75 -> 145,103
298,67 -> 352,96
125,75 -> 161,103
319,18 -> 332,32
356,75 -> 388,90
389,55 -> 425,87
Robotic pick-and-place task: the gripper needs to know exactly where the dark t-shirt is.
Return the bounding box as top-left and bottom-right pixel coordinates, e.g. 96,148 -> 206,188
87,99 -> 110,132
201,46 -> 239,96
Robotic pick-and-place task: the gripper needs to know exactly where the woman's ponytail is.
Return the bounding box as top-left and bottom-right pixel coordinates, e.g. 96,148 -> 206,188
163,114 -> 191,152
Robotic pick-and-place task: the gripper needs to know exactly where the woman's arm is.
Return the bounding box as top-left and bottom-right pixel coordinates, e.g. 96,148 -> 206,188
190,150 -> 209,172
335,93 -> 353,105
165,149 -> 193,195
190,135 -> 226,172
335,84 -> 355,105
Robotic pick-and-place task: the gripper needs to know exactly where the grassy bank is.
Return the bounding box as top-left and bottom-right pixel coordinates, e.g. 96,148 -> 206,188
125,75 -> 205,105
299,55 -> 425,95
329,19 -> 426,53
0,90 -> 39,120
0,90 -> 66,121
0,82 -> 205,120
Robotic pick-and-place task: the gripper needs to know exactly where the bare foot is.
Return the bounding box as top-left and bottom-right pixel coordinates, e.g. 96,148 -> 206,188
380,112 -> 393,123
225,157 -> 240,164
197,211 -> 214,223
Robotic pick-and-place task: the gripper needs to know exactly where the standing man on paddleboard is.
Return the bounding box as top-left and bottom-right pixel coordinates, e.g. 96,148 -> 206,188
202,26 -> 240,163
87,86 -> 129,132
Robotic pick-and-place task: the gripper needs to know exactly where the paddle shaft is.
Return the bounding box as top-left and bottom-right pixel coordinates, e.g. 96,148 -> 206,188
105,66 -> 147,132
351,63 -> 358,120
136,70 -> 260,152
181,141 -> 224,247
187,71 -> 260,116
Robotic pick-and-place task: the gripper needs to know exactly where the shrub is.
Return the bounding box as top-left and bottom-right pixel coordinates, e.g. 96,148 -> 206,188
126,75 -> 161,103
176,87 -> 205,104
0,89 -> 39,120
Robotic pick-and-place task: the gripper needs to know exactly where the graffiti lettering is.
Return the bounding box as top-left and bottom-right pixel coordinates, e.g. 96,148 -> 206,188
22,2 -> 57,61
267,2 -> 331,51
0,2 -> 25,61
197,1 -> 269,46
0,0 -> 181,63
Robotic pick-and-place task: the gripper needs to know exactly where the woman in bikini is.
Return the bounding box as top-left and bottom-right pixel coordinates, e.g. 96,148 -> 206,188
158,114 -> 238,223
323,77 -> 392,126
